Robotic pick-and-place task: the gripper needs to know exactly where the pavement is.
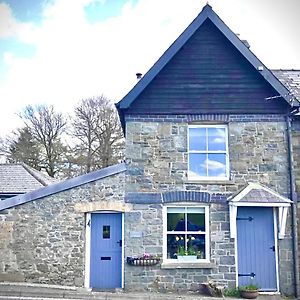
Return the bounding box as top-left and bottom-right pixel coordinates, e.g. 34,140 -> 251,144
0,282 -> 292,300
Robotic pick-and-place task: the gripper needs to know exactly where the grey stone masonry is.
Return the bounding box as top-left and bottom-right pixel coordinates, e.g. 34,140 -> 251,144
291,123 -> 300,196
0,172 -> 125,286
124,202 -> 235,292
125,114 -> 293,296
126,116 -> 289,196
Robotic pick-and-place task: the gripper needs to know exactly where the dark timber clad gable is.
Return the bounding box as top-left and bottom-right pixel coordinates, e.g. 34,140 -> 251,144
127,19 -> 289,114
116,4 -> 297,129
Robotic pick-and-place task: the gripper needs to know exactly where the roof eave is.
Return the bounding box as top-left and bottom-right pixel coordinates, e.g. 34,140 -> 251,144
0,163 -> 126,211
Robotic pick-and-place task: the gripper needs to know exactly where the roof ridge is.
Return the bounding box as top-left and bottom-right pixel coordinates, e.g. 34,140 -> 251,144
21,163 -> 54,186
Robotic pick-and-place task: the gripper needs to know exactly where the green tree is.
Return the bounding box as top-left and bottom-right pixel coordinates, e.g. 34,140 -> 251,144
6,127 -> 42,169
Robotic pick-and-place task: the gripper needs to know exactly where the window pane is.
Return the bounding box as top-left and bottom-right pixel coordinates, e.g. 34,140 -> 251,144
187,207 -> 205,231
187,234 -> 206,259
208,127 -> 226,151
167,207 -> 185,231
103,225 -> 110,239
167,234 -> 185,259
188,153 -> 206,178
207,153 -> 226,177
189,127 -> 206,151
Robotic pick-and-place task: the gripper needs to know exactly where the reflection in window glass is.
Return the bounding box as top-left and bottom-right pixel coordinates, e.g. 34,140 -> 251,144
167,207 -> 185,231
207,153 -> 226,177
188,125 -> 228,180
189,127 -> 206,151
208,127 -> 226,151
187,207 -> 205,231
189,153 -> 206,178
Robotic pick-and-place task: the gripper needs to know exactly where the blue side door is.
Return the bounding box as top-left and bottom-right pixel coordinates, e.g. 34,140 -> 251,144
90,213 -> 122,289
237,207 -> 277,291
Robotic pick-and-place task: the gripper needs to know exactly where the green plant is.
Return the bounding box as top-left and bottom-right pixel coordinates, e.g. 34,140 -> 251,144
239,284 -> 259,291
177,245 -> 197,256
177,245 -> 187,255
223,287 -> 241,297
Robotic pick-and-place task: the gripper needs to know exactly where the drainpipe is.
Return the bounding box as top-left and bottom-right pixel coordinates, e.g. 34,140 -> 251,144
286,113 -> 299,298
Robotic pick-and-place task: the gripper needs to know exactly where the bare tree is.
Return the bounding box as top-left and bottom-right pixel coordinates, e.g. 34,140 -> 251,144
72,95 -> 124,173
19,105 -> 67,177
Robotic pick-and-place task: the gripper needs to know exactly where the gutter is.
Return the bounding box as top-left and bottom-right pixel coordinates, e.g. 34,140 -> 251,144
286,111 -> 299,298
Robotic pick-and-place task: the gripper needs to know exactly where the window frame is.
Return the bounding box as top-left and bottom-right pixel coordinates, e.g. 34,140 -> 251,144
187,124 -> 230,181
163,205 -> 210,264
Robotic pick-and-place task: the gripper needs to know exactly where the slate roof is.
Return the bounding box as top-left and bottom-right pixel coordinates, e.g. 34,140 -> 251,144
0,163 -> 57,195
0,163 -> 126,211
116,4 -> 298,125
272,69 -> 300,102
228,182 -> 292,204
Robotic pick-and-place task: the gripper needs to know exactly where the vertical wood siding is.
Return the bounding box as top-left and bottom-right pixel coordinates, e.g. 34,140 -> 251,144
127,20 -> 288,114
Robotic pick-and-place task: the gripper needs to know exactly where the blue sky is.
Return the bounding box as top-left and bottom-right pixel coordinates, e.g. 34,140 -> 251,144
0,0 -> 299,136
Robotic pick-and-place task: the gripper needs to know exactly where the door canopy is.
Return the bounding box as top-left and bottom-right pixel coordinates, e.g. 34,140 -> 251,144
228,182 -> 292,239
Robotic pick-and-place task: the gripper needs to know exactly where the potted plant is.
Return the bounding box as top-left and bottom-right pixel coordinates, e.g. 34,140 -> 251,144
239,284 -> 259,299
177,245 -> 198,261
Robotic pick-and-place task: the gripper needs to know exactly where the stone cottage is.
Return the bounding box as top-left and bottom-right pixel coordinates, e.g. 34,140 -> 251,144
0,4 -> 299,298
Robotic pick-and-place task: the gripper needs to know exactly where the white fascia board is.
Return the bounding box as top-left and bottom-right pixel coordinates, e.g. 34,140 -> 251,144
229,182 -> 292,204
229,202 -> 291,207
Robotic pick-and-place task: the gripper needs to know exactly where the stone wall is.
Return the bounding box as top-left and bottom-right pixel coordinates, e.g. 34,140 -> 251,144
292,120 -> 300,296
0,172 -> 125,286
126,116 -> 289,196
125,114 -> 294,295
292,121 -> 300,195
124,203 -> 235,292
0,113 -> 296,295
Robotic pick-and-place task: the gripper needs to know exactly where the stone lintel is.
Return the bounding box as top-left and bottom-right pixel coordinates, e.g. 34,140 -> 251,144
74,201 -> 132,213
125,191 -> 228,204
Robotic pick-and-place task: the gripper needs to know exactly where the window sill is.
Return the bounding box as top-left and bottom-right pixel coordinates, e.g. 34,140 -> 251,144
161,262 -> 216,269
185,180 -> 235,185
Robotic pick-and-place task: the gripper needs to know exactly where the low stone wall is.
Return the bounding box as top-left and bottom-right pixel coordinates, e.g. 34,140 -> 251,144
0,172 -> 125,286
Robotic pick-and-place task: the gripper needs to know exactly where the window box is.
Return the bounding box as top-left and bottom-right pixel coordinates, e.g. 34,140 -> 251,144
177,255 -> 198,262
126,255 -> 160,266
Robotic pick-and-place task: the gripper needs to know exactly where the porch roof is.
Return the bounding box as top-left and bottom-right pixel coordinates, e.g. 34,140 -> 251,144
228,182 -> 292,205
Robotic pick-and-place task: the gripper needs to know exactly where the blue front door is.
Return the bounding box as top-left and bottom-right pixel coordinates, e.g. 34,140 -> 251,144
237,207 -> 277,291
90,213 -> 122,289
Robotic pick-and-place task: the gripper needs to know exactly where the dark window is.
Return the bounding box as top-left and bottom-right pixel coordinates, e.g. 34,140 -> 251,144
103,225 -> 110,239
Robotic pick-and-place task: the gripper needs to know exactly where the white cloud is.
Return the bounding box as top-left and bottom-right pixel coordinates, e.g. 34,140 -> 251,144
0,2 -> 19,38
0,0 -> 203,136
0,2 -> 34,40
3,52 -> 13,65
204,159 -> 225,170
0,0 -> 299,137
